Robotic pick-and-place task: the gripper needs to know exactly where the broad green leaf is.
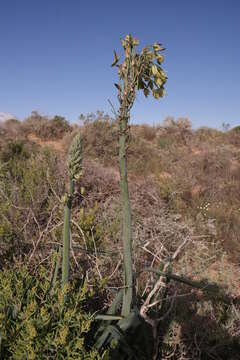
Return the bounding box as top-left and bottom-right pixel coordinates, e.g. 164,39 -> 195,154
151,64 -> 158,76
153,88 -> 165,99
154,77 -> 163,87
158,69 -> 167,81
152,89 -> 160,99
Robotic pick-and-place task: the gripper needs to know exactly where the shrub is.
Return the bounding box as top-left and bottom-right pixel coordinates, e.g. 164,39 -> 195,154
231,125 -> 240,133
135,124 -> 157,142
158,136 -> 170,149
0,266 -> 108,359
23,112 -> 72,140
81,117 -> 118,166
2,119 -> 23,138
194,126 -> 223,143
0,140 -> 30,163
0,145 -> 66,264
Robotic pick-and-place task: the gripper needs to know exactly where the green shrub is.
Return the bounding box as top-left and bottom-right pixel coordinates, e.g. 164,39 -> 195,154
0,266 -> 108,359
158,136 -> 170,149
0,140 -> 30,163
77,204 -> 104,250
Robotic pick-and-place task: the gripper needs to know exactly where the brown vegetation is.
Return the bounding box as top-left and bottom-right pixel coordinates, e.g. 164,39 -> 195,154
0,113 -> 240,358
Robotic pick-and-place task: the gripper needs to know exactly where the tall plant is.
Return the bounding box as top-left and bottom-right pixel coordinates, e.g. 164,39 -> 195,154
112,34 -> 167,317
61,133 -> 83,288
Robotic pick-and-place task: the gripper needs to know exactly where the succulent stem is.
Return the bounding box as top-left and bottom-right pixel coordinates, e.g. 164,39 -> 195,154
61,132 -> 82,289
61,179 -> 74,288
119,115 -> 134,317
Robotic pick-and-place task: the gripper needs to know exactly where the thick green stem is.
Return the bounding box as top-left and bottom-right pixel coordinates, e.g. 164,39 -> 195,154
119,116 -> 134,317
49,246 -> 61,294
61,179 -> 74,288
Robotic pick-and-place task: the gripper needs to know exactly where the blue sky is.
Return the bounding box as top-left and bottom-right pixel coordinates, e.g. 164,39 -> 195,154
0,0 -> 239,128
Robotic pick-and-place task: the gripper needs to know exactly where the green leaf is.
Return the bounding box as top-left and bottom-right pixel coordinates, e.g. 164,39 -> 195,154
111,50 -> 119,67
154,77 -> 163,87
137,78 -> 145,90
95,315 -> 123,321
158,68 -> 167,81
143,88 -> 150,97
148,80 -> 153,90
152,88 -> 165,99
152,89 -> 160,99
151,64 -> 158,76
114,83 -> 122,91
153,43 -> 166,52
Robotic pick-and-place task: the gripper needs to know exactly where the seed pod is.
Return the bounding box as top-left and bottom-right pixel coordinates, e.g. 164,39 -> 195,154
67,133 -> 82,181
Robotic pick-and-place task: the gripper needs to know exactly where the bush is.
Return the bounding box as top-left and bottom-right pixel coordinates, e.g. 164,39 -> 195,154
0,266 -> 108,359
0,145 -> 66,264
80,117 -> 118,166
0,140 -> 30,163
158,137 -> 170,149
23,112 -> 72,140
2,119 -> 23,138
231,125 -> 240,133
135,124 -> 157,142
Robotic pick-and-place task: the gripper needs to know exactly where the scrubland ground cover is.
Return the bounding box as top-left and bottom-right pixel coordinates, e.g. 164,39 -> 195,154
0,112 -> 240,359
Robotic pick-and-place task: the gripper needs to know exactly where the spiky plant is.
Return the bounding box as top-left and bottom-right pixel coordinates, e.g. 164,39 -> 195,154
61,133 -> 82,288
112,34 -> 167,317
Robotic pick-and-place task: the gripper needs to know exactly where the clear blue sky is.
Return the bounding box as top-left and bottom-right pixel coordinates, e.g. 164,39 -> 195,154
0,0 -> 239,128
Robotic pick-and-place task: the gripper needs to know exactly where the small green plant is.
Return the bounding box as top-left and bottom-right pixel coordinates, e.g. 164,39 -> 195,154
0,266 -> 107,359
158,136 -> 170,149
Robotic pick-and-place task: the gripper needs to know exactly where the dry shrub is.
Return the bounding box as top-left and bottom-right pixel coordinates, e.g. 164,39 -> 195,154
22,112 -> 72,140
2,119 -> 24,138
0,143 -> 66,265
80,118 -> 118,166
133,124 -> 157,142
161,237 -> 240,360
193,126 -> 224,145
227,126 -> 240,146
75,159 -> 120,207
155,141 -> 240,263
156,117 -> 193,150
128,133 -> 163,176
64,118 -> 162,177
